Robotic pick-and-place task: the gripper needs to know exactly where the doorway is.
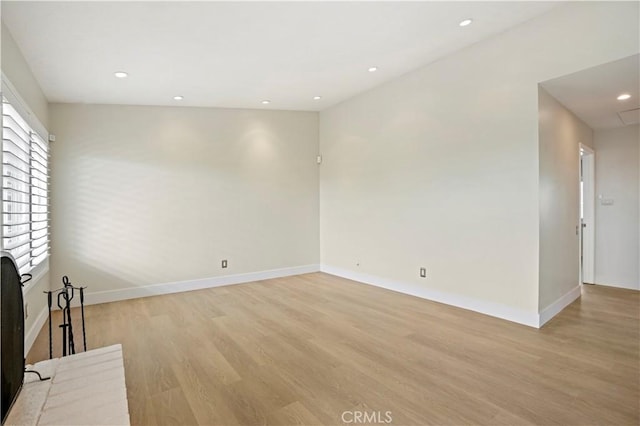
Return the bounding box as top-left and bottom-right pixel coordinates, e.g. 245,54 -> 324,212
580,144 -> 595,284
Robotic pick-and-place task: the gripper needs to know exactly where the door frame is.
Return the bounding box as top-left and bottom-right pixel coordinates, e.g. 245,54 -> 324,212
580,143 -> 595,285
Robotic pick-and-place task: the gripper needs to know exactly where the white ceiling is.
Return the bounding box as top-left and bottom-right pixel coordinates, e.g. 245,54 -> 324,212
541,54 -> 640,129
2,1 -> 560,111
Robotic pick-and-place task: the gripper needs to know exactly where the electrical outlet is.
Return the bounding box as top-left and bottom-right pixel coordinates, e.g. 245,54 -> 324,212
420,267 -> 427,278
222,259 -> 228,269
24,303 -> 29,319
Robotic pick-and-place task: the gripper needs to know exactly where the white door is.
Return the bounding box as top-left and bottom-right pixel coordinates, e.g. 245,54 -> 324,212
580,145 -> 595,284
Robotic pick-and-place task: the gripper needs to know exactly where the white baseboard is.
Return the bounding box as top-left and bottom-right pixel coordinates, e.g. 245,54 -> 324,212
33,265 -> 318,351
41,262 -> 580,330
593,281 -> 640,291
25,305 -> 48,355
320,264 -> 540,328
538,285 -> 582,327
83,264 -> 320,306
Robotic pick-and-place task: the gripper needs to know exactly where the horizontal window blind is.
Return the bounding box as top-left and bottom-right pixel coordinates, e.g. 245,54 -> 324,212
2,96 -> 50,274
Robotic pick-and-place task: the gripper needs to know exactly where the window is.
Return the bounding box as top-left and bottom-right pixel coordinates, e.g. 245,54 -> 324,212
2,96 -> 50,275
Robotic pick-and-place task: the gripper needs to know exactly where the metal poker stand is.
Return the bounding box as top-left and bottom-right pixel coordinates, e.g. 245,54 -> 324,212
44,276 -> 87,359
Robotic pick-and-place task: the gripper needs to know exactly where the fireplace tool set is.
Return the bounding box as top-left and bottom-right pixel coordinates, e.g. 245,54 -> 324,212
45,276 -> 88,359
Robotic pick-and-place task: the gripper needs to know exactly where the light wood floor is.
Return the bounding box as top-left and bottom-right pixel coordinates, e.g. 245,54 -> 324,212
28,273 -> 639,425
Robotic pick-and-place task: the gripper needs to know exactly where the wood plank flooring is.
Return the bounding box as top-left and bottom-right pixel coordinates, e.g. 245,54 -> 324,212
27,273 -> 640,425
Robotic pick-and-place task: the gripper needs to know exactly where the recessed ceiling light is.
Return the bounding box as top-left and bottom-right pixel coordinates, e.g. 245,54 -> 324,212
173,96 -> 184,101
262,100 -> 271,105
114,71 -> 128,78
368,67 -> 378,73
617,93 -> 631,100
313,96 -> 322,100
459,19 -> 473,27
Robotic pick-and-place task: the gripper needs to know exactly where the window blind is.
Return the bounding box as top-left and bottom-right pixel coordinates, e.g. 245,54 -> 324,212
2,96 -> 50,274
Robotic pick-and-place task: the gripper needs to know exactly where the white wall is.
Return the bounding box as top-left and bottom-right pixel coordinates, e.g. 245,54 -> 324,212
1,22 -> 49,128
538,87 -> 593,314
49,104 -> 319,300
319,2 -> 639,325
594,124 -> 639,290
1,21 -> 51,347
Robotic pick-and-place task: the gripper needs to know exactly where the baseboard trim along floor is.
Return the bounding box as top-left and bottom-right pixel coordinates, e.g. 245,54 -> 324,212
28,262 -> 580,356
538,285 -> 582,326
84,264 -> 320,306
320,264 -> 580,328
